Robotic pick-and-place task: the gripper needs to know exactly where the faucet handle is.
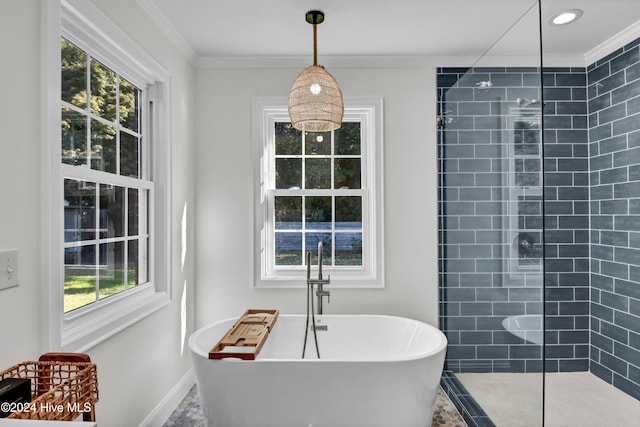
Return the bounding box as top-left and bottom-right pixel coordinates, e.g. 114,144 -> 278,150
317,288 -> 330,303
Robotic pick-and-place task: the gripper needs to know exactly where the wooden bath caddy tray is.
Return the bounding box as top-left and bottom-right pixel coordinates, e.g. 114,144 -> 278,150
209,309 -> 279,360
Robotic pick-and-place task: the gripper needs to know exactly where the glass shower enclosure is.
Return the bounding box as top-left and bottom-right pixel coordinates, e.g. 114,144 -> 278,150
438,2 -> 545,426
438,0 -> 640,426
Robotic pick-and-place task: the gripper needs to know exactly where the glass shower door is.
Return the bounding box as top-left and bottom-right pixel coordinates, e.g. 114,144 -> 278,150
540,1 -> 640,426
437,2 -> 545,425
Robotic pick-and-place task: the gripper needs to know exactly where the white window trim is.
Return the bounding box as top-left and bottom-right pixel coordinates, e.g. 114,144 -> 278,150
41,0 -> 172,352
252,96 -> 384,289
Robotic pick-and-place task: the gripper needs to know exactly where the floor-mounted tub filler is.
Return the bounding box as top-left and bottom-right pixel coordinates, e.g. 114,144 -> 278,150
189,314 -> 448,427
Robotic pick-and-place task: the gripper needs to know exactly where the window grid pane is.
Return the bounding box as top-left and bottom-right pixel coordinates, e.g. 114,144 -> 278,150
272,121 -> 363,268
61,106 -> 88,166
120,131 -> 140,178
64,245 -> 97,312
90,59 -> 117,122
98,241 -> 125,300
90,120 -> 117,173
63,178 -> 150,312
61,38 -> 149,313
119,77 -> 140,132
61,38 -> 144,174
61,38 -> 87,109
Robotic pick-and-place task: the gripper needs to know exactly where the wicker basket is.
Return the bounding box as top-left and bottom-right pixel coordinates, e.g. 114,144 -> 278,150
0,360 -> 98,421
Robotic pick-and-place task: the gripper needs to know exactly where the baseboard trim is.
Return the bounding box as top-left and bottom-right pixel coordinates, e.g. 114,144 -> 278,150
139,368 -> 195,427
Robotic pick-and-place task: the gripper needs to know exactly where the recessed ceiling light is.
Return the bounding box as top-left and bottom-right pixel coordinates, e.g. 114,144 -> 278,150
549,9 -> 583,25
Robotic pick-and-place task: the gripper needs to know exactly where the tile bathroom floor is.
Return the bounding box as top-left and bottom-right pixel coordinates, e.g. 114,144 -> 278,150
162,385 -> 467,427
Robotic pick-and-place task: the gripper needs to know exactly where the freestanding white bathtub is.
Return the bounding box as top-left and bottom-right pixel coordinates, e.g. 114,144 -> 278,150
189,314 -> 448,427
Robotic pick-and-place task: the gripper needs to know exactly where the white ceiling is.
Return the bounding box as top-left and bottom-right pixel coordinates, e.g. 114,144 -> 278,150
139,0 -> 640,67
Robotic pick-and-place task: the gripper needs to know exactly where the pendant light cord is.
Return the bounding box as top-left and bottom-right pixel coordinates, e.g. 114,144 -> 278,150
313,23 -> 318,66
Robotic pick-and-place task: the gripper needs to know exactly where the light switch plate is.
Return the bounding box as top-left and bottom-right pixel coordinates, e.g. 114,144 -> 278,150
0,249 -> 19,290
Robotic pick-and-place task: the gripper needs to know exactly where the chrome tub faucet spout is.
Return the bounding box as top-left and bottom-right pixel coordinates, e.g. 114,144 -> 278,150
303,242 -> 331,358
307,242 -> 330,315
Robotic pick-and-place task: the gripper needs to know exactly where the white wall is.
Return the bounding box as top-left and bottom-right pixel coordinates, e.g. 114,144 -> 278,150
0,1 -> 196,426
0,0 -> 43,365
0,1 -> 439,424
194,67 -> 440,327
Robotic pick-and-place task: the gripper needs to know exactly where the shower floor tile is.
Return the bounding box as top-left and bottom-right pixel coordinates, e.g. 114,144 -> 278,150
456,372 -> 640,427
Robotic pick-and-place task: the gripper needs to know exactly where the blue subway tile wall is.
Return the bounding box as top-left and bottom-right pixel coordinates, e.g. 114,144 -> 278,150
438,40 -> 640,400
438,66 -> 591,374
588,37 -> 640,400
542,67 -> 591,374
438,66 -> 547,374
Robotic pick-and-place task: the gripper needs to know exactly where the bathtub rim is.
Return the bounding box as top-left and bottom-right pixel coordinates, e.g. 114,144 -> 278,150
189,314 -> 448,363
501,313 -> 544,345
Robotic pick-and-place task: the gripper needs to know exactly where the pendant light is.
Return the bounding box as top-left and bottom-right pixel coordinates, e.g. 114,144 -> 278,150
288,10 -> 344,132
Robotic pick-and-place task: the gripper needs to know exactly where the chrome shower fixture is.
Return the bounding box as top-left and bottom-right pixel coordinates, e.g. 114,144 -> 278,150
437,110 -> 456,128
476,81 -> 493,89
516,97 -> 541,107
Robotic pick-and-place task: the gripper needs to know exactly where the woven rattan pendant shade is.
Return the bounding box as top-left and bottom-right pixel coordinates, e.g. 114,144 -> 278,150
288,65 -> 343,132
288,11 -> 343,132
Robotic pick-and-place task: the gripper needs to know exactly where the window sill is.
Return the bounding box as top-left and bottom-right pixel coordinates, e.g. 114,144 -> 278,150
60,285 -> 170,352
255,271 -> 384,289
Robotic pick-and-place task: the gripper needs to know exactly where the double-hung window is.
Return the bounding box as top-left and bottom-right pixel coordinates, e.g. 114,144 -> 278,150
61,38 -> 149,313
43,0 -> 170,351
252,97 -> 384,288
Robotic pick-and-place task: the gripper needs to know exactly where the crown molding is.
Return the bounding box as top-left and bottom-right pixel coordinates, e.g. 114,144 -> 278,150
137,0 -> 198,64
194,54 -> 587,69
195,55 -> 449,69
541,54 -> 587,68
584,20 -> 640,66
